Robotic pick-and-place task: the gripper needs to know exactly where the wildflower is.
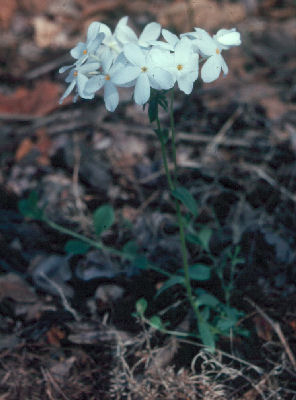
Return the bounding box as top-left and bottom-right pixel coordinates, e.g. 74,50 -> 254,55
214,28 -> 241,50
151,28 -> 180,51
150,37 -> 199,94
112,43 -> 174,105
115,18 -> 161,48
59,62 -> 100,104
183,27 -> 240,83
84,54 -> 125,112
70,22 -> 105,65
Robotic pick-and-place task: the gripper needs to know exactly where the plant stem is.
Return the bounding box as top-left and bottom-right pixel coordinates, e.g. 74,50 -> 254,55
156,97 -> 202,323
43,217 -> 172,278
170,88 -> 177,183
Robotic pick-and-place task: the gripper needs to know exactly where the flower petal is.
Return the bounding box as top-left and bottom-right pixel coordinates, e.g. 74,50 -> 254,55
162,29 -> 179,48
98,23 -> 112,41
77,73 -> 88,97
139,22 -> 161,45
174,37 -> 193,65
201,55 -> 222,83
104,81 -> 119,112
59,80 -> 76,104
59,65 -> 73,74
112,65 -> 140,85
124,43 -> 145,66
79,62 -> 100,74
149,67 -> 174,90
192,28 -> 217,56
116,24 -> 138,45
70,42 -> 86,59
177,71 -> 197,94
87,22 -> 102,42
215,29 -> 241,47
221,56 -> 229,75
134,73 -> 150,105
85,75 -> 105,94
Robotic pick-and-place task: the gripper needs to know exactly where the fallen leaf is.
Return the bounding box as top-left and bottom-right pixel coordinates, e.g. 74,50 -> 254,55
0,81 -> 61,116
0,0 -> 17,30
46,325 -> 66,346
254,315 -> 273,341
158,0 -> 246,32
33,16 -> 64,48
0,273 -> 37,303
15,138 -> 35,162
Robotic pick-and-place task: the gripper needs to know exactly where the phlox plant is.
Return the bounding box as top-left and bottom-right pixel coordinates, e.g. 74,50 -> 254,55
57,17 -> 242,349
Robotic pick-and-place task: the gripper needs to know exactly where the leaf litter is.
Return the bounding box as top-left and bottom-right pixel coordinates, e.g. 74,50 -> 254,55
1,0 -> 296,398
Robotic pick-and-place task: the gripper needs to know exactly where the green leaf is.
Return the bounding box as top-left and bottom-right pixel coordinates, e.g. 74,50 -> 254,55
122,241 -> 138,256
136,298 -> 148,315
171,186 -> 198,216
198,319 -> 215,350
18,191 -> 43,220
196,227 -> 212,252
133,255 -> 149,270
196,293 -> 220,308
93,204 -> 114,236
149,315 -> 163,330
188,264 -> 211,281
155,275 -> 185,297
64,240 -> 90,255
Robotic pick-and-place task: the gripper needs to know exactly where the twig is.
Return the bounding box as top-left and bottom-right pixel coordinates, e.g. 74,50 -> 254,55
42,368 -> 71,400
40,273 -> 80,322
25,54 -> 72,80
241,163 -> 296,204
246,297 -> 296,370
203,106 -> 243,159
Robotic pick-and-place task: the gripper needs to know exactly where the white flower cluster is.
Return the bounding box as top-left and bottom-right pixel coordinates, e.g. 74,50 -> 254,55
59,17 -> 241,111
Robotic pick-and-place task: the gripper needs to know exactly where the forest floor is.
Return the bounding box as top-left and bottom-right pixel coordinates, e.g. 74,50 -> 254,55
0,0 -> 296,398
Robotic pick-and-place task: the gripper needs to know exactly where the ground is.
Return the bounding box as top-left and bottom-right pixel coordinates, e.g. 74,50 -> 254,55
0,0 -> 296,399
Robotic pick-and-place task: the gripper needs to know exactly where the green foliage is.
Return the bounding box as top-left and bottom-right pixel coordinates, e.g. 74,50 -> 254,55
64,240 -> 90,255
188,264 -> 211,281
198,319 -> 216,350
147,89 -> 168,123
155,275 -> 185,297
149,315 -> 163,330
136,298 -> 148,315
93,204 -> 115,237
171,186 -> 198,217
18,191 -> 43,220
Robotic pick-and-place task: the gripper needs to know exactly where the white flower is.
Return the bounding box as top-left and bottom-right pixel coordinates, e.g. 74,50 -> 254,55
115,17 -> 161,48
112,43 -> 174,105
151,28 -> 180,51
184,28 -> 228,83
59,62 -> 100,104
150,37 -> 199,94
183,27 -> 241,83
84,54 -> 124,112
70,22 -> 105,65
213,28 -> 241,50
96,19 -> 126,61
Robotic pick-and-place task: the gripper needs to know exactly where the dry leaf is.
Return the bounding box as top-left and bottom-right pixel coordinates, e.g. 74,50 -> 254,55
254,315 -> 273,341
158,0 -> 246,32
0,81 -> 61,116
15,138 -> 35,162
0,273 -> 37,303
33,16 -> 64,48
0,0 -> 17,30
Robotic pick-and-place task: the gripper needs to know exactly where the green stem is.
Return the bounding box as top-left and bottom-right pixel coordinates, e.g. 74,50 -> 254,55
170,88 -> 177,182
156,98 -> 202,323
43,217 -> 172,278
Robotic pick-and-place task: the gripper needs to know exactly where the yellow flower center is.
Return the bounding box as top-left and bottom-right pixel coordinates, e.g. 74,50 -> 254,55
83,49 -> 87,55
177,64 -> 183,71
216,48 -> 220,54
73,71 -> 78,77
141,66 -> 147,72
105,74 -> 110,81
